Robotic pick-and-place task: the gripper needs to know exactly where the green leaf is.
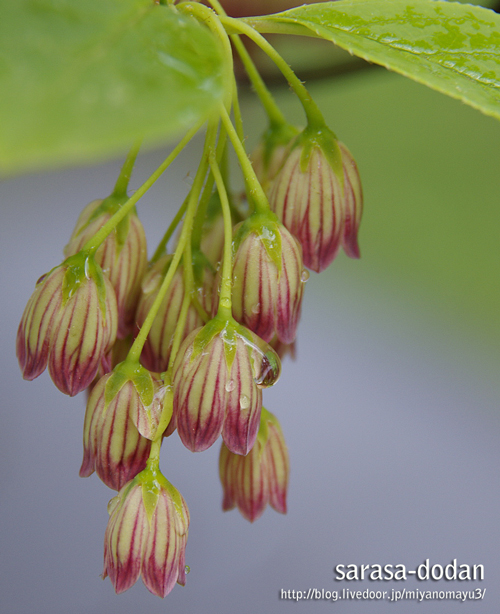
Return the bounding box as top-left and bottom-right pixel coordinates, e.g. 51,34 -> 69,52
244,0 -> 500,121
0,0 -> 228,175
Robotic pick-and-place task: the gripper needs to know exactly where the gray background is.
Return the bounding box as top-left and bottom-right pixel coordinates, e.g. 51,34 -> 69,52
1,68 -> 500,613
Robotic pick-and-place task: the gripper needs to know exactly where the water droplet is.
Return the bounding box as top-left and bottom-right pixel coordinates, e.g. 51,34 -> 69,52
251,302 -> 261,314
301,269 -> 310,283
225,380 -> 235,392
220,297 -> 231,310
239,395 -> 250,410
107,495 -> 120,516
185,565 -> 191,575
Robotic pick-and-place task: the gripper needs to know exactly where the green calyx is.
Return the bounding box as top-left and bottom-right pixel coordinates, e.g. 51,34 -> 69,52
233,211 -> 283,276
136,463 -> 187,528
61,251 -> 108,318
104,358 -> 154,413
297,123 -> 344,191
191,314 -> 238,375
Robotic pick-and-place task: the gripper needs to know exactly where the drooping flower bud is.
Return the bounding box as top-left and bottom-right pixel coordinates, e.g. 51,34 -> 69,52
135,255 -> 213,373
228,212 -> 306,345
172,318 -> 281,455
16,253 -> 118,396
269,128 -> 363,272
64,196 -> 148,338
251,122 -> 299,192
219,408 -> 289,522
103,470 -> 189,597
80,367 -> 170,490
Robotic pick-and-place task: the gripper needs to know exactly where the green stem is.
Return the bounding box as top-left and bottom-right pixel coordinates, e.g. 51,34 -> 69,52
219,104 -> 269,215
112,140 -> 141,196
191,123 -> 229,250
168,255 -> 193,371
209,152 -> 233,319
205,0 -> 286,127
127,121 -> 218,363
82,122 -> 202,255
150,194 -> 189,264
219,15 -> 326,129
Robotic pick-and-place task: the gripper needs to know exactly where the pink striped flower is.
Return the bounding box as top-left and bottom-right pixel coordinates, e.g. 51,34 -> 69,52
230,214 -> 306,345
16,254 -> 118,396
219,408 -> 289,522
269,139 -> 363,272
135,255 -> 213,373
80,369 -> 170,490
64,198 -> 148,338
103,474 -> 189,597
172,321 -> 281,455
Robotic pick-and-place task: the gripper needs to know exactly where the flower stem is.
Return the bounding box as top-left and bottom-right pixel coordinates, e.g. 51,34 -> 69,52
82,122 -> 202,255
219,15 -> 327,130
150,194 -> 189,264
127,121 -> 218,363
206,0 -> 287,128
209,152 -> 233,319
219,104 -> 269,215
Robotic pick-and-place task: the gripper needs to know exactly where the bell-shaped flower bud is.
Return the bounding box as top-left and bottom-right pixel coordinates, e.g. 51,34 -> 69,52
64,196 -> 148,338
269,127 -> 363,272
80,365 -> 170,490
172,318 -> 281,455
251,122 -> 299,192
103,469 -> 189,597
16,253 -> 118,396
135,254 -> 213,373
229,212 -> 306,345
219,408 -> 289,522
339,142 -> 363,259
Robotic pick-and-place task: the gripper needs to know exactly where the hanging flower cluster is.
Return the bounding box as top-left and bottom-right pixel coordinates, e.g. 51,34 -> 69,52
15,0 -> 362,600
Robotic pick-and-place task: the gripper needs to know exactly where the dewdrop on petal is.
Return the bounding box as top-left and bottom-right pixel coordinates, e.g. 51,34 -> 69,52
80,369 -> 170,490
172,320 -> 281,455
16,253 -> 118,396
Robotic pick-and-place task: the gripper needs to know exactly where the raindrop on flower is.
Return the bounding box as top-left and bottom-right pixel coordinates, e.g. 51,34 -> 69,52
239,395 -> 250,410
301,270 -> 310,283
225,380 -> 235,392
251,302 -> 261,314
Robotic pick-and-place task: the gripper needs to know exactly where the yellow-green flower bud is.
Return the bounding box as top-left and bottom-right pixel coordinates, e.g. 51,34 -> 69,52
230,214 -> 306,345
103,473 -> 189,597
219,408 -> 289,522
269,134 -> 363,272
172,320 -> 281,455
16,253 -> 118,396
135,255 -> 213,373
64,197 -> 148,338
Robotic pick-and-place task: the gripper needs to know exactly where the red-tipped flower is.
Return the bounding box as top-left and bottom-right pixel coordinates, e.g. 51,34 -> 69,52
80,368 -> 170,490
219,408 -> 289,522
103,471 -> 189,597
269,130 -> 363,272
172,319 -> 281,455
16,253 -> 118,396
64,197 -> 148,338
229,212 -> 306,345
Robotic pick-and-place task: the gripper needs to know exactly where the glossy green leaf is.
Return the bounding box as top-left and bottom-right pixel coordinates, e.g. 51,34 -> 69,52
245,0 -> 500,121
0,0 -> 228,175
